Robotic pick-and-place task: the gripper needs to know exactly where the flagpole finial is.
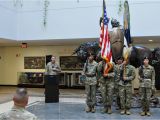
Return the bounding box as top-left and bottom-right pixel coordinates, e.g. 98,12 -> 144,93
99,17 -> 103,27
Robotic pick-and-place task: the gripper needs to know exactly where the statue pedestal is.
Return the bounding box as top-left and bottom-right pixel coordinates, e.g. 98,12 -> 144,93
44,75 -> 59,103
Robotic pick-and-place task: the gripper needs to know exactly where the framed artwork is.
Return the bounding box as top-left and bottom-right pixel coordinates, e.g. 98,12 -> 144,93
24,56 -> 45,69
60,56 -> 84,70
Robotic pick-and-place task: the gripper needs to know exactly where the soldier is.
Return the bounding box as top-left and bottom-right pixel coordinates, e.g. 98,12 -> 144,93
83,53 -> 98,113
45,56 -> 61,75
96,59 -> 103,105
114,57 -> 124,110
138,57 -> 155,116
0,88 -> 38,120
98,60 -> 115,114
119,59 -> 135,115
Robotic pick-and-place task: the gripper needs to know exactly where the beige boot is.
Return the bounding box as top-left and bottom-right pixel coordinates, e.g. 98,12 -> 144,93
120,109 -> 125,115
146,111 -> 151,116
126,109 -> 131,115
107,106 -> 112,114
140,111 -> 145,116
85,106 -> 91,113
101,107 -> 107,114
91,106 -> 96,113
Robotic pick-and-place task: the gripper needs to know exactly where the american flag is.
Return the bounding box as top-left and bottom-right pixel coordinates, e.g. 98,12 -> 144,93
99,0 -> 113,75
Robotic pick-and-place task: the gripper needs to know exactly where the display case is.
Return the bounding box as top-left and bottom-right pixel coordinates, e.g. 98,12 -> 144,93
59,71 -> 84,88
17,71 -> 84,88
18,72 -> 44,86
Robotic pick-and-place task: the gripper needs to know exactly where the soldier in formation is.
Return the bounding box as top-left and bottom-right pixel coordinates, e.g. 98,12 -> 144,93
98,60 -> 115,114
138,57 -> 155,116
118,59 -> 135,115
114,57 -> 124,110
83,53 -> 98,113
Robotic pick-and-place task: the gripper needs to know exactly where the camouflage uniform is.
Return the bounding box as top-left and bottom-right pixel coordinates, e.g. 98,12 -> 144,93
96,61 -> 103,83
138,65 -> 155,114
98,61 -> 115,114
0,106 -> 38,120
45,62 -> 61,75
118,64 -> 135,114
83,60 -> 98,112
114,63 -> 122,109
96,61 -> 103,104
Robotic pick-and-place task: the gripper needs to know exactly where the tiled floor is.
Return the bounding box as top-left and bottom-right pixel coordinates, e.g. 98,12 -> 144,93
27,101 -> 160,120
0,86 -> 160,120
0,86 -> 85,103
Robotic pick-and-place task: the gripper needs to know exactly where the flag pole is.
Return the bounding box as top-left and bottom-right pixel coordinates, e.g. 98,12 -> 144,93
99,0 -> 113,75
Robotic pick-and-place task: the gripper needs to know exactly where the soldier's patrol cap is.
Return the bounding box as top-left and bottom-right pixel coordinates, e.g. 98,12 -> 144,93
115,56 -> 124,61
88,53 -> 95,56
143,56 -> 149,60
117,56 -> 124,60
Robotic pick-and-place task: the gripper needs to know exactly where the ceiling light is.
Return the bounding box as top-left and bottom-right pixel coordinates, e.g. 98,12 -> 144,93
148,40 -> 153,42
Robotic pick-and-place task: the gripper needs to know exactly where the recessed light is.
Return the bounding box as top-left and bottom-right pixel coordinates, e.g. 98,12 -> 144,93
148,40 -> 153,42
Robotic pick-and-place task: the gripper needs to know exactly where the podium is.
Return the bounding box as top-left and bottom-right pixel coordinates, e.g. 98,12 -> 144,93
44,75 -> 59,103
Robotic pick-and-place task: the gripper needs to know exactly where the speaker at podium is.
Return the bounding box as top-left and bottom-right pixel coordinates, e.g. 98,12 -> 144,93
44,75 -> 59,103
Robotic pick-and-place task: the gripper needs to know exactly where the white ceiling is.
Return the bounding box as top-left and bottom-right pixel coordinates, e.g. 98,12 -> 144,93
0,36 -> 159,47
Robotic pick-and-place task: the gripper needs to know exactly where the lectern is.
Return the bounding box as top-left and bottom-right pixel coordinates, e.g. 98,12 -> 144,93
44,75 -> 59,103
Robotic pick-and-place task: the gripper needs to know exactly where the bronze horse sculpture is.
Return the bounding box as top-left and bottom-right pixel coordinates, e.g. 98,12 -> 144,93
73,18 -> 159,67
151,48 -> 160,89
129,46 -> 152,67
73,19 -> 124,62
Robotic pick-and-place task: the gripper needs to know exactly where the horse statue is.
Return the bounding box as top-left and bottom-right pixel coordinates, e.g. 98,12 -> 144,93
152,48 -> 160,89
72,41 -> 100,62
152,47 -> 160,64
73,18 -> 160,68
73,19 -> 124,63
129,46 -> 152,68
